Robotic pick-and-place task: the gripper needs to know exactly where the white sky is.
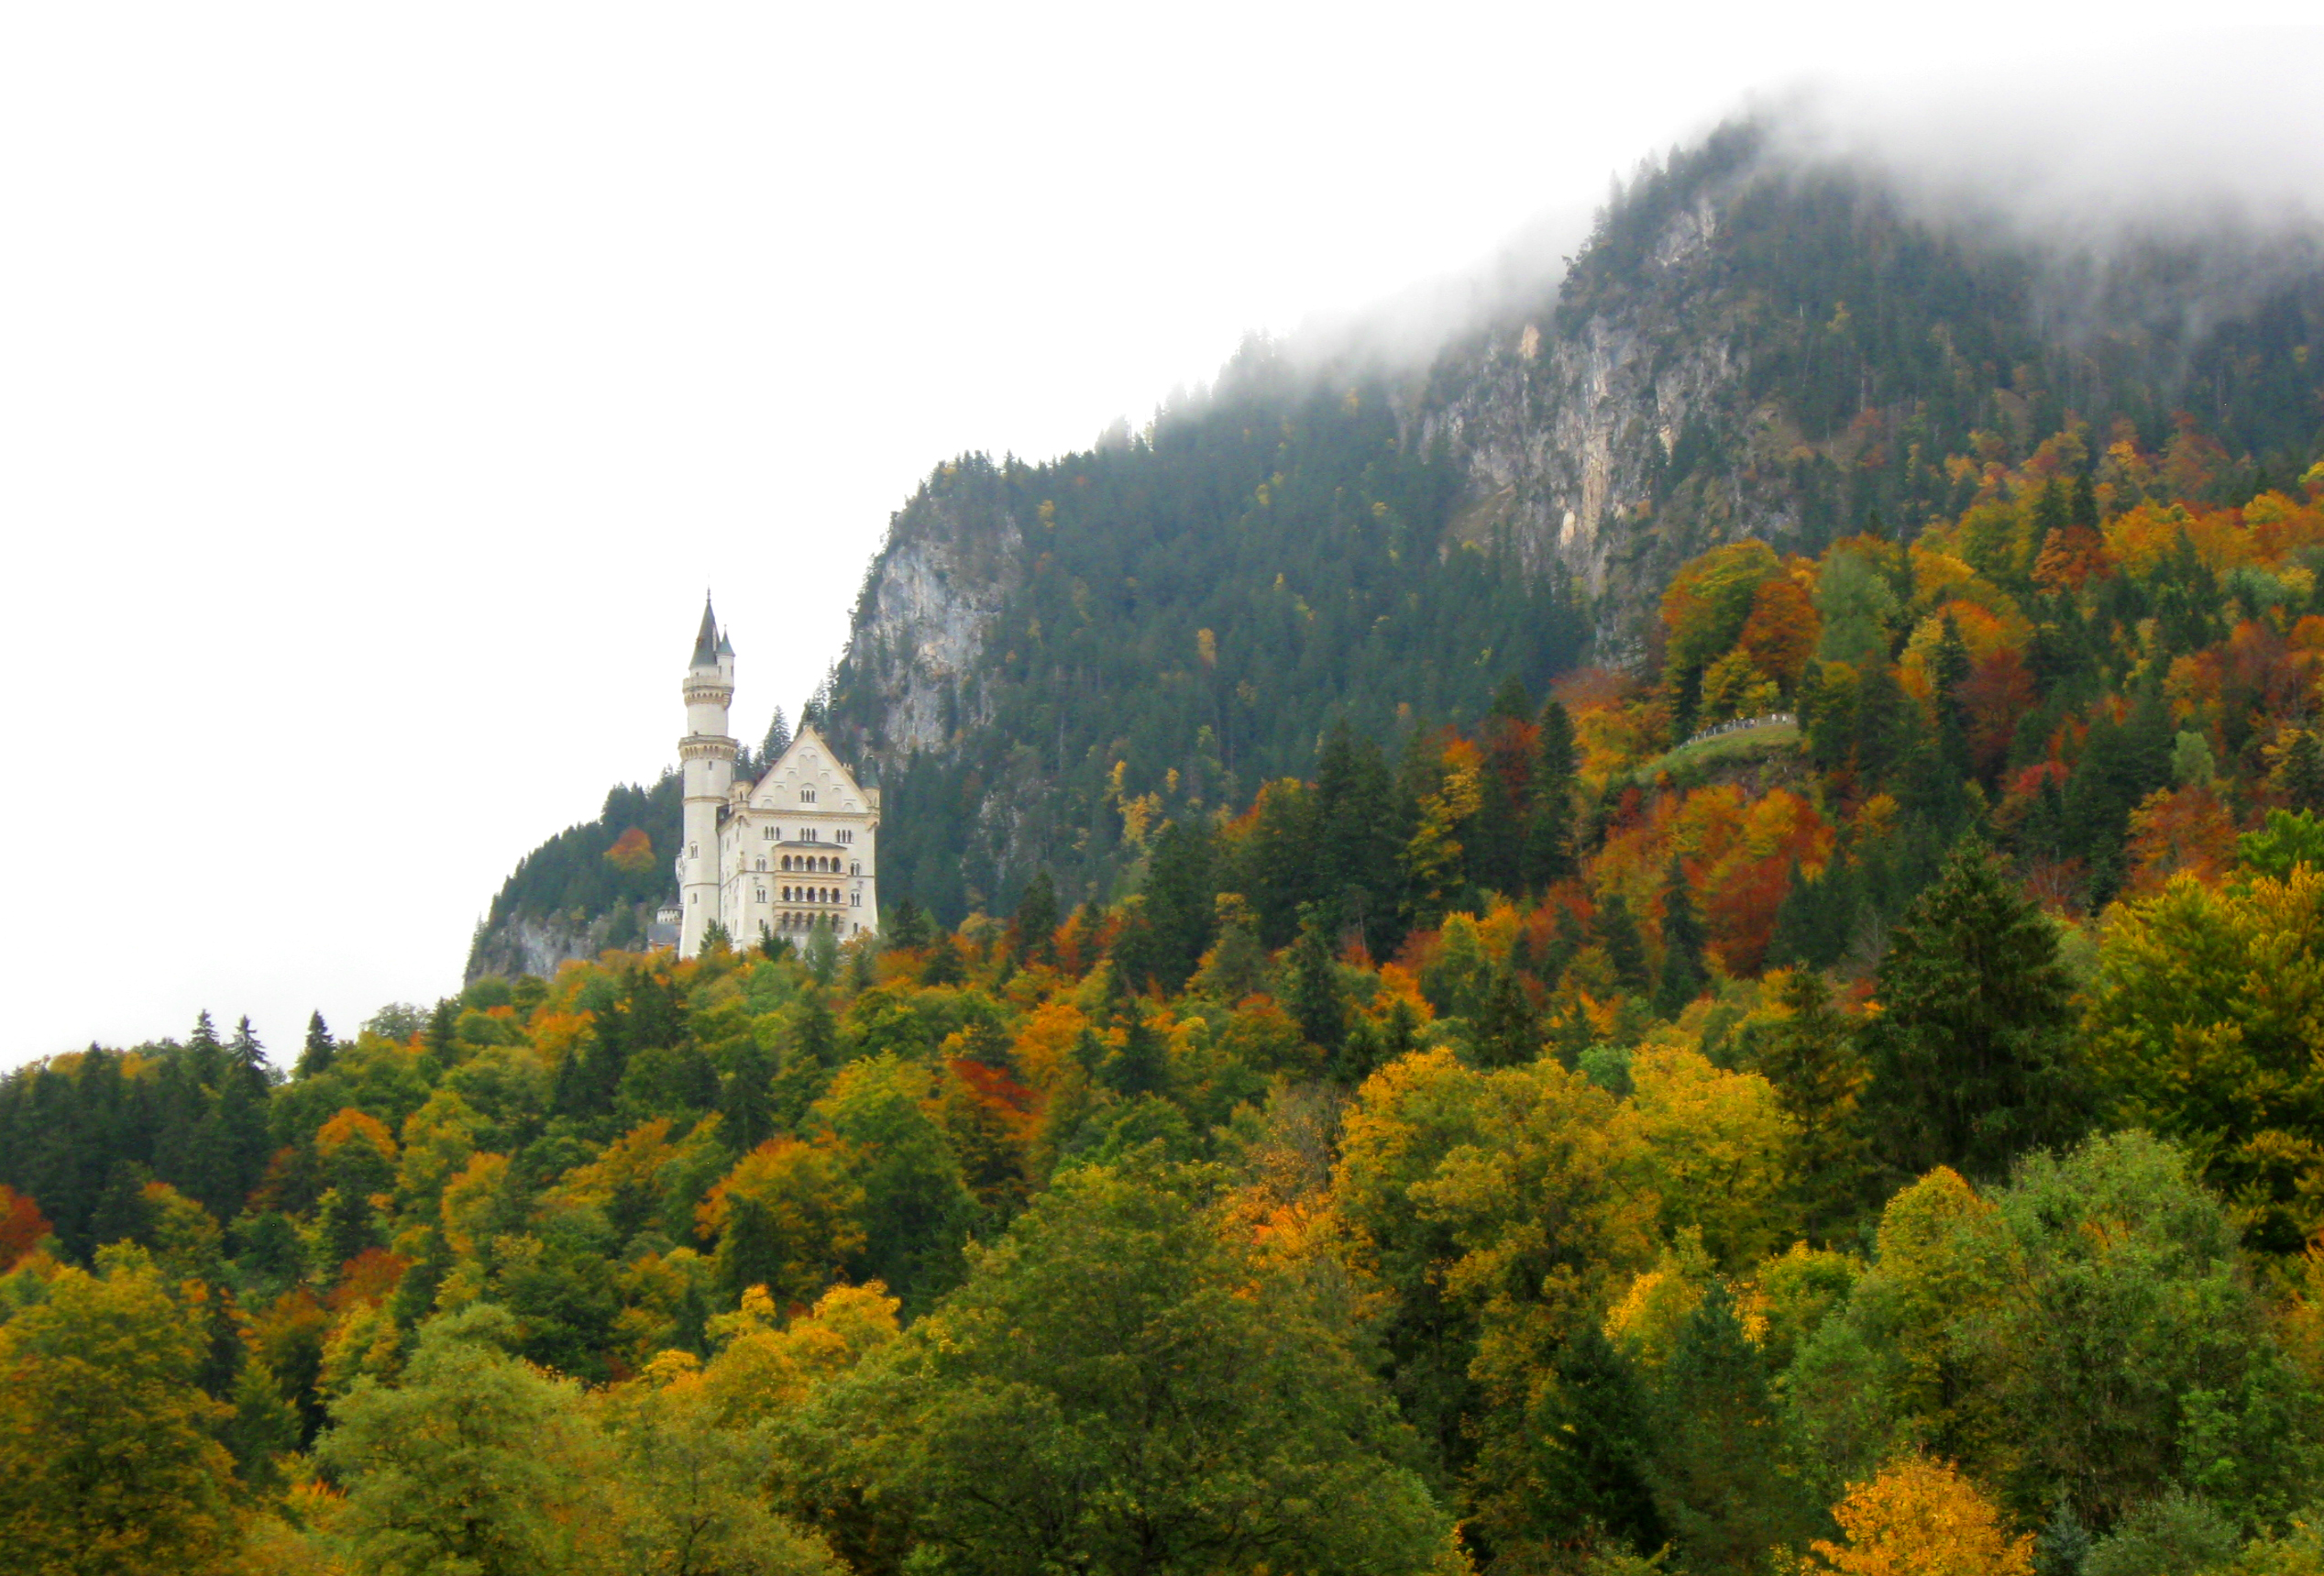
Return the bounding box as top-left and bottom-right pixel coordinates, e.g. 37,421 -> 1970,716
2,4 -> 2318,1066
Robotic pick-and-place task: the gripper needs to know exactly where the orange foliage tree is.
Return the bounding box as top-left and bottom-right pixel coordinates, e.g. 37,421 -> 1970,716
0,1185 -> 50,1270
604,826 -> 656,875
1737,573 -> 1822,691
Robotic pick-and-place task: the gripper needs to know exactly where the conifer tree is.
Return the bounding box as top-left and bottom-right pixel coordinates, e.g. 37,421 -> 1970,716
1502,1322 -> 1664,1557
721,1039 -> 777,1152
1595,890 -> 1651,995
760,705 -> 792,764
1283,904 -> 1348,1054
884,898 -> 933,951
1750,968 -> 1872,1241
1099,1010 -> 1172,1100
1523,700 -> 1580,888
1470,964 -> 1539,1069
2281,731 -> 2324,813
1140,821 -> 1218,991
1010,869 -> 1060,963
1860,840 -> 2086,1180
1654,860 -> 1708,1018
296,1011 -> 336,1079
1647,1282 -> 1802,1569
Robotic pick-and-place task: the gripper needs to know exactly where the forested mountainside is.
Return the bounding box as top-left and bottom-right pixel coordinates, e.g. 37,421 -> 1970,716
9,423 -> 2324,1569
469,116 -> 2323,958
822,122 -> 2324,926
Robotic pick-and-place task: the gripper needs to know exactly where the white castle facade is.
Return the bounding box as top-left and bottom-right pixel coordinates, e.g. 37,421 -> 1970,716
672,600 -> 881,958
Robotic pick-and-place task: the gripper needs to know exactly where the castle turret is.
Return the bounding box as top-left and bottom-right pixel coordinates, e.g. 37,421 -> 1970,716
677,597 -> 738,957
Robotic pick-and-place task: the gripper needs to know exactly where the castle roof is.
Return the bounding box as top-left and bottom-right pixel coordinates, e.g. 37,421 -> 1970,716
690,596 -> 720,667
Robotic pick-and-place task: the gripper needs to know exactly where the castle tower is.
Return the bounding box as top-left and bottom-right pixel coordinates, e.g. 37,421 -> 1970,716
677,597 -> 737,958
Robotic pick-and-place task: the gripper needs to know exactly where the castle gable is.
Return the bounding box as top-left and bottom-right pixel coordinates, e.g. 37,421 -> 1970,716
746,726 -> 873,814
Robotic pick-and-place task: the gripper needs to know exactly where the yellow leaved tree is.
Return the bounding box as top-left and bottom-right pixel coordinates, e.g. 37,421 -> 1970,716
1804,1455 -> 2032,1576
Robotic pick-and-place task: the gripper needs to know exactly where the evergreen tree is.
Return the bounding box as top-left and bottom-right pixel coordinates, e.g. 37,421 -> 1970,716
1283,904 -> 1348,1055
1933,611 -> 1974,774
1311,722 -> 1401,954
1647,1282 -> 1802,1570
1522,700 -> 1580,888
1595,890 -> 1651,995
1140,821 -> 1218,991
720,1040 -> 777,1152
1010,869 -> 1060,963
1502,1322 -> 1665,1557
2282,731 -> 2324,814
884,898 -> 933,951
1470,964 -> 1539,1069
295,1012 -> 336,1079
1750,968 -> 1873,1242
213,1018 -> 273,1223
424,999 -> 457,1066
1853,660 -> 1912,788
1098,1010 -> 1172,1100
1860,840 -> 2087,1180
1653,860 -> 1708,1018
760,705 -> 792,765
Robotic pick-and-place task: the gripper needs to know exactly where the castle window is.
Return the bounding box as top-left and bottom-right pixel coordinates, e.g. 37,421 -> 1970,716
764,826 -> 777,840
755,858 -> 765,871
799,788 -> 817,803
851,892 -> 861,907
850,861 -> 860,876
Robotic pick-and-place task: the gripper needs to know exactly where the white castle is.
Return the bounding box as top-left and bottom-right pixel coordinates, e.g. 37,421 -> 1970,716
671,599 -> 881,958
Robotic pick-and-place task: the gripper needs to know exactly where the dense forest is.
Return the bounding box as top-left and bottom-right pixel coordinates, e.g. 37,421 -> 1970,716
9,420 -> 2324,1572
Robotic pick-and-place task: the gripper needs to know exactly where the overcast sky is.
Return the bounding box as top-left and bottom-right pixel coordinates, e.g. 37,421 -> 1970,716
3,4 -> 2318,1066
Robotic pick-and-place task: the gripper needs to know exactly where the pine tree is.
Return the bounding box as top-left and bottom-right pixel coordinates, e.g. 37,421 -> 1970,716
1647,1282 -> 1802,1569
1283,904 -> 1348,1054
214,1018 -> 273,1222
884,898 -> 933,951
1654,860 -> 1708,1018
1933,612 -> 1974,771
1099,1010 -> 1171,1099
1140,821 -> 1218,991
1595,890 -> 1651,995
1470,964 -> 1539,1068
1011,869 -> 1060,963
2284,731 -> 2324,813
1860,840 -> 2087,1180
1853,661 -> 1912,788
720,1040 -> 777,1152
1750,968 -> 1872,1242
760,706 -> 792,764
296,1012 -> 336,1079
1523,700 -> 1580,888
1511,1323 -> 1665,1556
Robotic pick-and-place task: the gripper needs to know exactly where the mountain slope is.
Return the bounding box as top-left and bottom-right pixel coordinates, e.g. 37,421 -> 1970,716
473,115 -> 2324,959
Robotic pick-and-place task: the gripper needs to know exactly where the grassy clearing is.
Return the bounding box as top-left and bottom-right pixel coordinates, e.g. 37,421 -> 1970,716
1637,718 -> 1801,783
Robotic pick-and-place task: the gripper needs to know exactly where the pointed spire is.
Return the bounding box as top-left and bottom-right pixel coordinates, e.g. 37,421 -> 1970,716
717,628 -> 734,658
690,595 -> 719,667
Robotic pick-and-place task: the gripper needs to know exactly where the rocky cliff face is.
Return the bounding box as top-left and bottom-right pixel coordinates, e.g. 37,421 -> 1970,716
467,910 -> 624,984
1408,186 -> 1747,656
831,459 -> 1027,763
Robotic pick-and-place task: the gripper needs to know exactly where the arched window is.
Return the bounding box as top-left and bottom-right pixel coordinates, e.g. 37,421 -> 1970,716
800,788 -> 817,804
